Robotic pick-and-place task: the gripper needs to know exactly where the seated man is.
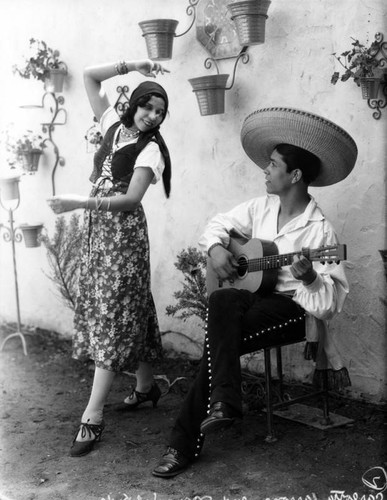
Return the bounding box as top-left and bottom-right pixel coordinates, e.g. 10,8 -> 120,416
152,107 -> 357,478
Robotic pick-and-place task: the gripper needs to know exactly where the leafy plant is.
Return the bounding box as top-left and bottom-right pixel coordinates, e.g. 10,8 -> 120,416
331,37 -> 382,86
166,247 -> 209,325
15,130 -> 46,154
40,214 -> 83,311
12,38 -> 66,82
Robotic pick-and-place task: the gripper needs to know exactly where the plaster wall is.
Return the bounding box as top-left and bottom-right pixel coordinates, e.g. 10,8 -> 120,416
0,0 -> 385,402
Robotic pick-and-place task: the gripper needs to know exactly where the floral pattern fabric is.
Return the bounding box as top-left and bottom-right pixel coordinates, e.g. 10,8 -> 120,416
72,182 -> 162,372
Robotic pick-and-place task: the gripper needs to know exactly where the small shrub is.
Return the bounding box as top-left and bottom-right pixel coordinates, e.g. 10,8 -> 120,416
166,247 -> 209,325
40,214 -> 83,311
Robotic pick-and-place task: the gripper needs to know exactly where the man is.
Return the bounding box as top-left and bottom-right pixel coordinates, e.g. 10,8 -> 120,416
152,107 -> 357,478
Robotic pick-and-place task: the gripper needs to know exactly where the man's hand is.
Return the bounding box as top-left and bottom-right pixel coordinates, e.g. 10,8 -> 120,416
47,194 -> 87,214
290,254 -> 317,285
209,245 -> 239,282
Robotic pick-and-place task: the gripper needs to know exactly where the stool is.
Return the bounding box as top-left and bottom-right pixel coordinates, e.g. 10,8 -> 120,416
263,338 -> 330,442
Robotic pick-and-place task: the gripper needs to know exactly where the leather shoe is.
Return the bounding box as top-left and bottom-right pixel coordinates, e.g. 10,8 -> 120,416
200,401 -> 237,435
152,447 -> 191,478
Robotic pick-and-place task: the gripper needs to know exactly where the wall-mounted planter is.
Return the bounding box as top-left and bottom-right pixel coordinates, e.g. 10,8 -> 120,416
0,175 -> 20,201
228,0 -> 271,46
44,67 -> 67,93
188,74 -> 230,116
19,223 -> 43,248
359,76 -> 381,100
139,19 -> 179,61
20,149 -> 43,173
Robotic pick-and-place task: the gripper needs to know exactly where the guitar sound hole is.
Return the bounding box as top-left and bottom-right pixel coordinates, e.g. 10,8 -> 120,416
237,256 -> 248,277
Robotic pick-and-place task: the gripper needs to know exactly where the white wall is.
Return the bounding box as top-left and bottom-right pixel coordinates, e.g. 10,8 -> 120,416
0,0 -> 385,402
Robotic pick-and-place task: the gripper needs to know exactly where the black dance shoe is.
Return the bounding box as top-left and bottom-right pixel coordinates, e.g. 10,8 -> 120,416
69,420 -> 105,457
152,447 -> 191,478
114,383 -> 161,412
200,401 -> 237,435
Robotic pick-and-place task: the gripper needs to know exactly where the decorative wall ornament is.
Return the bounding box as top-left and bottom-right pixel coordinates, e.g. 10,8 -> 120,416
189,47 -> 249,115
331,32 -> 387,120
139,0 -> 200,61
22,91 -> 67,195
12,38 -> 68,93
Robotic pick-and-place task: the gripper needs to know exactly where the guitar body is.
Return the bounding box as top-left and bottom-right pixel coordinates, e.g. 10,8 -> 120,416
206,237 -> 279,296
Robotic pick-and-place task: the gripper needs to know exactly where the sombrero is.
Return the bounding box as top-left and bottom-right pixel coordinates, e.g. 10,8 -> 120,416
240,107 -> 358,186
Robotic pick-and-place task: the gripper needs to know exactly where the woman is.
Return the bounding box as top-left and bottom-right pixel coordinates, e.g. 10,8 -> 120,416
47,58 -> 171,457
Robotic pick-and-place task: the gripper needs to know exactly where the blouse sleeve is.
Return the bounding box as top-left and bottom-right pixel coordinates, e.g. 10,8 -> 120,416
134,140 -> 165,184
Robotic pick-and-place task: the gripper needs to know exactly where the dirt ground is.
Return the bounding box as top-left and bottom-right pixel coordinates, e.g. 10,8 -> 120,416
0,324 -> 386,500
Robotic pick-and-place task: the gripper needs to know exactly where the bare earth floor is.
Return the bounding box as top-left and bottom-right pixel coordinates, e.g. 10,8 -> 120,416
0,325 -> 386,500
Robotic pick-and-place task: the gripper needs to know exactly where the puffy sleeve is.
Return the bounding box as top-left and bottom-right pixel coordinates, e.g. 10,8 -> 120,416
198,199 -> 256,253
293,260 -> 349,321
134,140 -> 165,184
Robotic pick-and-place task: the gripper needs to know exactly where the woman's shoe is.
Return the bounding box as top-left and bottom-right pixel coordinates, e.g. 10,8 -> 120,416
69,420 -> 105,457
114,383 -> 161,412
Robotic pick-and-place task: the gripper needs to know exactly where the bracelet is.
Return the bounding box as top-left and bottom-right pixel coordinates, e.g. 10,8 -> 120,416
96,197 -> 103,211
115,60 -> 129,75
208,242 -> 224,257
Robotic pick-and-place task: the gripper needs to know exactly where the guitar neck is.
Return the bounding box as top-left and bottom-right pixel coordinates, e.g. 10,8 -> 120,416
248,250 -> 310,272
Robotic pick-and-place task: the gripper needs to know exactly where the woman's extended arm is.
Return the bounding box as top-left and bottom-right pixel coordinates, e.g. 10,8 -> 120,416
83,59 -> 169,121
47,166 -> 155,214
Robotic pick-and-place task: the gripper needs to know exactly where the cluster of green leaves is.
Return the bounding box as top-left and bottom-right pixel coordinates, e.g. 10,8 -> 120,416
166,247 -> 209,325
12,38 -> 63,82
40,214 -> 83,311
331,37 -> 382,85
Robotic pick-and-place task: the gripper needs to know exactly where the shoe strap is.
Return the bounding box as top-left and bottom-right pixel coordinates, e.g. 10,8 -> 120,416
79,420 -> 104,440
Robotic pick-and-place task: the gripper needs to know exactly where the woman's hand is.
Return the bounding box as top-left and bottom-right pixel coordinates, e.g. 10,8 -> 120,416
134,59 -> 170,78
47,194 -> 87,214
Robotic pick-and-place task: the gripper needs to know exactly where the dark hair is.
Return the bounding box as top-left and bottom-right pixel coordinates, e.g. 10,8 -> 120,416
274,143 -> 321,185
120,93 -> 167,128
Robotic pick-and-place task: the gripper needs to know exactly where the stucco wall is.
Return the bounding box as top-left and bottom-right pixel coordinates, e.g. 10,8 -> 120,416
0,0 -> 385,402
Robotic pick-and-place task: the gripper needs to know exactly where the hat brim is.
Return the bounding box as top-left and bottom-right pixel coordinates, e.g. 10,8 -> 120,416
240,107 -> 358,187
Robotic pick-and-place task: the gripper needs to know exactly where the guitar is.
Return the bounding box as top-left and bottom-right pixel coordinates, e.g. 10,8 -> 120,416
206,236 -> 347,296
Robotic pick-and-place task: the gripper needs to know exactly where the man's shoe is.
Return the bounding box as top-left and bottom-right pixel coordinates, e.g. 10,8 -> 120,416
152,447 -> 191,478
200,401 -> 237,435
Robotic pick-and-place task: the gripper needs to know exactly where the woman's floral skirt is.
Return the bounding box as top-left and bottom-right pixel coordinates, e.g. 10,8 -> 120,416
72,189 -> 162,372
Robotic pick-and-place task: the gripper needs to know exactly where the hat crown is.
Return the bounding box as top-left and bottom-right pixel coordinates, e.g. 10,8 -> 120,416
241,107 -> 358,187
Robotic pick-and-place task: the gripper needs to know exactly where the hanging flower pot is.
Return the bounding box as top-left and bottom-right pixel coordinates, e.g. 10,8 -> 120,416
20,149 -> 43,173
0,175 -> 20,201
44,66 -> 68,93
19,223 -> 43,248
139,19 -> 179,61
188,74 -> 230,116
359,76 -> 381,100
228,0 -> 271,46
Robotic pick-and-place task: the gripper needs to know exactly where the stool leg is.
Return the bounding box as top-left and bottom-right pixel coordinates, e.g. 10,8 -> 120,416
264,347 -> 277,443
276,346 -> 284,401
320,369 -> 332,426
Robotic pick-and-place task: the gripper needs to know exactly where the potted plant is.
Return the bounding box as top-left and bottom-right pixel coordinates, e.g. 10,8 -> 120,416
331,37 -> 384,99
12,38 -> 68,93
14,130 -> 46,173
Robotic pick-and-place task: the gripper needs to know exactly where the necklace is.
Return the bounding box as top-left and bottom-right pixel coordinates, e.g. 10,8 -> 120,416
120,125 -> 140,140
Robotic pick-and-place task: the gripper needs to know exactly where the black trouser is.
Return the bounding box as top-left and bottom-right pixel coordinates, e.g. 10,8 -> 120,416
169,288 -> 306,460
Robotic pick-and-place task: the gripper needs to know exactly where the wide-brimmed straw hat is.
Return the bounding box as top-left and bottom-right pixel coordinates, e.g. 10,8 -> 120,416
240,107 -> 358,186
